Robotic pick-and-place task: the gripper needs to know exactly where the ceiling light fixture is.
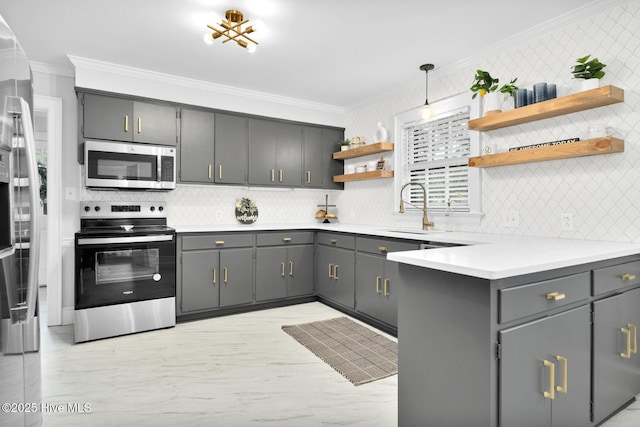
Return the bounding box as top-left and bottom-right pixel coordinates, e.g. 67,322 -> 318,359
204,9 -> 259,52
420,63 -> 435,120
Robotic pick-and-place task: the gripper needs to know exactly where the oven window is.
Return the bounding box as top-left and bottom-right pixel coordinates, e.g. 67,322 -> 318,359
95,248 -> 159,285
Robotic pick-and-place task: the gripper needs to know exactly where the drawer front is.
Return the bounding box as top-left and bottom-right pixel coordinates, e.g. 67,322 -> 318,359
181,233 -> 254,250
316,232 -> 355,250
593,261 -> 640,296
499,272 -> 590,323
356,236 -> 419,255
256,231 -> 314,247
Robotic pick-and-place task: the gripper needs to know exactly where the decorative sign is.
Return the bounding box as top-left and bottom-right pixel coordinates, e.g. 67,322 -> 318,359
509,137 -> 580,152
235,198 -> 258,224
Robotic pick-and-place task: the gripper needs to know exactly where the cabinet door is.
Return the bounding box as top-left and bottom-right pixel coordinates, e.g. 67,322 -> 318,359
355,252 -> 384,321
132,101 -> 177,145
316,246 -> 334,300
593,287 -> 640,424
219,248 -> 253,307
321,128 -> 344,189
180,108 -> 215,183
287,245 -> 314,297
332,248 -> 355,309
380,259 -> 400,327
500,305 -> 590,427
181,249 -> 219,312
248,118 -> 277,185
82,93 -> 133,142
303,127 -> 322,187
215,113 -> 247,184
275,123 -> 302,186
255,247 -> 286,301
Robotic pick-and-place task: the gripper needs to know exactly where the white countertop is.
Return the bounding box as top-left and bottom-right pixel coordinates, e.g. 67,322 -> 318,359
174,223 -> 640,280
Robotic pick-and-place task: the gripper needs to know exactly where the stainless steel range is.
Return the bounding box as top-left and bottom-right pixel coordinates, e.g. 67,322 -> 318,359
74,201 -> 176,343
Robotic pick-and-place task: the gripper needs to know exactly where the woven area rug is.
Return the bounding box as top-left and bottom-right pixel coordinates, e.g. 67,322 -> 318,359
282,317 -> 398,386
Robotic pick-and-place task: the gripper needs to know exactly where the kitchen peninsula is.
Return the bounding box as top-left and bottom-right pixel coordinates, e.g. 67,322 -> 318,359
387,236 -> 640,427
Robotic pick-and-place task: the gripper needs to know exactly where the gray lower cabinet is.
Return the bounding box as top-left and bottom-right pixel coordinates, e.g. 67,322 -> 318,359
178,234 -> 254,315
248,119 -> 302,186
500,305 -> 591,427
355,237 -> 418,327
215,113 -> 247,184
255,232 -> 315,301
81,92 -> 177,145
179,108 -> 215,183
316,233 -> 355,308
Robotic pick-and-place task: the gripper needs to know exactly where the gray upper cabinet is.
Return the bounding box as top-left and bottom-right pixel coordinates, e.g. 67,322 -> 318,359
303,127 -> 322,187
321,128 -> 344,190
248,118 -> 302,186
81,93 -> 177,146
215,113 -> 248,184
179,108 -> 215,183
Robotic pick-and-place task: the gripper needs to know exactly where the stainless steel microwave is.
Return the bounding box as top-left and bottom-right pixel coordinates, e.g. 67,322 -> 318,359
84,140 -> 176,190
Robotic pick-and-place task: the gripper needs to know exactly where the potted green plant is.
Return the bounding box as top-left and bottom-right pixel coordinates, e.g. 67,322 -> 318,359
470,69 -> 518,115
571,54 -> 606,91
339,138 -> 351,151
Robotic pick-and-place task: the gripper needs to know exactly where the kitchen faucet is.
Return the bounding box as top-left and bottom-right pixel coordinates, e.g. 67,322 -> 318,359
399,182 -> 434,230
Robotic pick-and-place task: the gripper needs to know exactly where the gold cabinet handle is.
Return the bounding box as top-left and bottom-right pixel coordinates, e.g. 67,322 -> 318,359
271,169 -> 275,182
546,292 -> 566,301
212,267 -> 217,285
219,165 -> 222,180
376,276 -> 382,294
279,169 -> 283,183
621,274 -> 637,281
281,262 -> 285,277
556,356 -> 568,393
378,246 -> 388,253
215,240 -> 224,245
330,239 -> 337,244
333,265 -> 339,280
137,117 -> 142,134
289,261 -> 294,276
621,327 -> 632,359
124,115 -> 129,132
629,324 -> 637,354
384,279 -> 390,296
306,171 -> 311,184
543,360 -> 555,399
282,237 -> 292,242
208,164 -> 212,180
223,267 -> 228,284
328,263 -> 334,279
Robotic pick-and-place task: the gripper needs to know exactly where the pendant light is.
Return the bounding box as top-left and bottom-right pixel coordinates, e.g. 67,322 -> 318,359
420,63 -> 435,120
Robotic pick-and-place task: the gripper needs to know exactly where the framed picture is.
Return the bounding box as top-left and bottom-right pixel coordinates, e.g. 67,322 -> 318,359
376,158 -> 386,170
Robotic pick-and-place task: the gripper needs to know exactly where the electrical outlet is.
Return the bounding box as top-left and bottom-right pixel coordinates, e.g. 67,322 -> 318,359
215,210 -> 222,221
504,210 -> 519,228
65,187 -> 76,201
561,213 -> 575,231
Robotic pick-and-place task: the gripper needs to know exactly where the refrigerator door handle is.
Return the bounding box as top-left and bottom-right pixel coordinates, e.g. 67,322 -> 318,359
16,97 -> 40,324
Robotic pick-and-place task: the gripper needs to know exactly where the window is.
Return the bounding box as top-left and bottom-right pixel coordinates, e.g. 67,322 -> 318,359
394,92 -> 481,220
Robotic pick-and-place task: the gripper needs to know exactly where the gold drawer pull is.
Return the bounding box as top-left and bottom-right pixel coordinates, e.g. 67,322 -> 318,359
208,164 -> 212,180
212,267 -> 217,285
223,267 -> 228,283
546,292 -> 566,301
333,265 -> 339,280
281,262 -> 285,277
279,169 -> 283,182
621,327 -> 632,359
328,263 -> 334,279
330,239 -> 337,244
137,117 -> 142,134
556,356 -> 567,394
219,165 -> 222,179
124,115 -> 129,132
215,240 -> 224,245
621,274 -> 637,281
378,246 -> 388,252
376,276 -> 382,294
271,169 -> 275,182
384,279 -> 390,296
289,261 -> 294,276
306,171 -> 311,184
283,237 -> 292,242
629,324 -> 637,354
543,360 -> 555,399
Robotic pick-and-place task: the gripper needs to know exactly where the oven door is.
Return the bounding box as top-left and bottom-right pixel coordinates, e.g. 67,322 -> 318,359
75,232 -> 176,309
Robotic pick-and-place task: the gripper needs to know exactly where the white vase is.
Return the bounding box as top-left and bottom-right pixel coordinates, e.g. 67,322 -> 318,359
373,122 -> 388,142
483,92 -> 503,115
340,145 -> 349,151
579,78 -> 600,92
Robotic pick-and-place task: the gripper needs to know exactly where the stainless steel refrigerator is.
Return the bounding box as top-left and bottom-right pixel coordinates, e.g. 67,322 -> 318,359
0,14 -> 42,427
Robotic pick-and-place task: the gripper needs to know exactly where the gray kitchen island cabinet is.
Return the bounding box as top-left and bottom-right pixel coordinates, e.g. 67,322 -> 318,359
80,92 -> 177,145
355,237 -> 419,327
255,232 -> 315,301
316,232 -> 355,309
394,256 -> 640,427
177,234 -> 254,315
248,118 -> 302,186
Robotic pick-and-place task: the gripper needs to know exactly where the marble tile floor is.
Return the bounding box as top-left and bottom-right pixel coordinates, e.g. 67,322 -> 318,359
38,288 -> 639,426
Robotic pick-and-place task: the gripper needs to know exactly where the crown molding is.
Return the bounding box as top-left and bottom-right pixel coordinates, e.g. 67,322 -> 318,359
30,60 -> 75,78
67,55 -> 345,116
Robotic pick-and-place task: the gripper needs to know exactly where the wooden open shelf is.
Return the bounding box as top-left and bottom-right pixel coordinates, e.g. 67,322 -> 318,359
468,137 -> 624,168
468,85 -> 624,132
333,142 -> 394,160
333,170 -> 394,182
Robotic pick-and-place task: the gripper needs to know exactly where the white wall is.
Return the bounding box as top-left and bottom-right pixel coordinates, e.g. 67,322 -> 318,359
340,0 -> 640,242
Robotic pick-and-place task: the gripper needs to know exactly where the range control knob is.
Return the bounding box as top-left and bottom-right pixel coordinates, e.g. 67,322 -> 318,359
158,206 -> 164,212
95,206 -> 101,212
84,206 -> 90,212
150,206 -> 156,212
